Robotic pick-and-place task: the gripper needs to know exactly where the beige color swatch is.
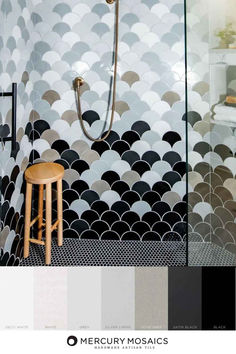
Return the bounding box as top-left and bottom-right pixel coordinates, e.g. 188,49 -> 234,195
135,267 -> 168,330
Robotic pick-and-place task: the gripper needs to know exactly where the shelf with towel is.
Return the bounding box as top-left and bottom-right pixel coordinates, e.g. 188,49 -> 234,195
211,103 -> 236,128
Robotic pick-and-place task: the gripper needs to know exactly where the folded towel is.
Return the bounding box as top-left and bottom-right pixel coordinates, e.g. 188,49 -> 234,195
214,103 -> 236,114
214,114 -> 236,123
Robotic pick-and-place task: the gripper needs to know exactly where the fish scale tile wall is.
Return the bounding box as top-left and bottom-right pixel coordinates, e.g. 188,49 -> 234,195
0,0 -> 235,266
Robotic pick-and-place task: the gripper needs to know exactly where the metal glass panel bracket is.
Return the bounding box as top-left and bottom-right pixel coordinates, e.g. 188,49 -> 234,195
0,83 -> 17,152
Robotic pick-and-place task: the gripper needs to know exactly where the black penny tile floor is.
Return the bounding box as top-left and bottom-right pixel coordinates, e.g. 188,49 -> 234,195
20,239 -> 187,266
19,239 -> 236,267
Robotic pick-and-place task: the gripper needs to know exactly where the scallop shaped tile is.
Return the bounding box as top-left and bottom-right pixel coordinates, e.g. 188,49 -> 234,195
80,150 -> 100,166
71,140 -> 90,155
161,191 -> 181,208
81,209 -> 99,225
71,159 -> 90,175
193,202 -> 213,219
223,179 -> 236,199
80,170 -> 100,187
101,210 -> 120,226
152,141 -> 171,158
90,160 -> 109,177
70,219 -> 89,236
121,170 -> 140,187
70,199 -> 89,217
111,160 -> 130,177
111,200 -> 130,216
131,140 -> 151,156
101,150 -> 121,166
111,180 -> 130,196
131,201 -> 151,217
100,190 -> 120,208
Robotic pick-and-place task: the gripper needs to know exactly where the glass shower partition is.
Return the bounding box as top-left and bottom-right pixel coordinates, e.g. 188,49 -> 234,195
187,0 -> 236,266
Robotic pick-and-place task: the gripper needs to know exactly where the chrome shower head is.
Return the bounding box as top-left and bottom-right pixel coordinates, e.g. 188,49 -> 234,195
106,0 -> 116,4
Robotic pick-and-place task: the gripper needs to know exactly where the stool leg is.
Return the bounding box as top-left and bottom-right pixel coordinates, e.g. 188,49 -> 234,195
24,182 -> 32,258
38,184 -> 44,241
45,183 -> 52,265
57,178 -> 63,246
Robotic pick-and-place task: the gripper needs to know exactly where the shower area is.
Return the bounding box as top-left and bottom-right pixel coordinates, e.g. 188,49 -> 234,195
0,0 -> 236,266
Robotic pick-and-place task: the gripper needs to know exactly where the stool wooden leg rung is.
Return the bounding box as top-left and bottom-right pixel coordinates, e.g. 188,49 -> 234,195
24,163 -> 64,265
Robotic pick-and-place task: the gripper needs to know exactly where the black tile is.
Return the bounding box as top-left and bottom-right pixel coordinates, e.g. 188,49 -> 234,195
61,149 -> 80,164
10,165 -> 20,183
81,209 -> 99,224
162,171 -> 181,186
52,139 -> 70,154
80,229 -> 99,240
4,181 -> 15,202
82,110 -> 100,126
91,141 -> 110,155
81,190 -> 99,205
163,211 -> 181,227
122,130 -> 140,145
152,181 -> 171,196
71,180 -> 89,195
122,130 -> 140,146
71,159 -> 89,174
122,231 -> 140,241
4,206 -> 15,226
121,190 -> 140,206
63,209 -> 78,224
121,150 -> 140,166
152,201 -> 171,217
101,210 -> 120,226
142,190 -> 160,206
111,220 -> 130,235
91,220 -> 109,235
101,130 -> 120,145
142,151 -> 160,165
111,180 -> 130,196
173,161 -> 189,177
55,158 -> 70,170
132,181 -> 150,196
142,231 -> 161,241
101,230 -> 120,240
91,200 -> 109,215
111,140 -> 130,155
152,221 -> 171,236
63,189 -> 79,204
33,119 -> 50,134
131,221 -> 150,236
70,219 -> 89,235
121,210 -> 140,226
173,202 -> 188,217
101,170 -> 120,185
111,200 -> 130,216
162,131 -> 181,146
173,221 -> 187,236
63,229 -> 79,238
29,129 -> 40,141
132,160 -> 150,175
131,120 -> 150,135
142,211 -> 160,226
163,151 -> 181,167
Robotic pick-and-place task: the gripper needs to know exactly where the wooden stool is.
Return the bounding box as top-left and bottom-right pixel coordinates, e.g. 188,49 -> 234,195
23,162 -> 64,265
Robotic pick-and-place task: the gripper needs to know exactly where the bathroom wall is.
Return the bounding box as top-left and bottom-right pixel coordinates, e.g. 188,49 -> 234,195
0,0 -> 34,265
187,0 -> 236,256
22,0 -> 188,246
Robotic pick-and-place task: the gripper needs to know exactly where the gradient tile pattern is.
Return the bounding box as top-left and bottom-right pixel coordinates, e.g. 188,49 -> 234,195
1,0 -> 188,266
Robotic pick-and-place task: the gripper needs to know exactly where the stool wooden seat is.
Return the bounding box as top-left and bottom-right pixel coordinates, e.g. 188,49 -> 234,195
24,162 -> 64,265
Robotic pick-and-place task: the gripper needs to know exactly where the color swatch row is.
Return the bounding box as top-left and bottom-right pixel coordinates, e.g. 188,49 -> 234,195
0,267 -> 235,330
